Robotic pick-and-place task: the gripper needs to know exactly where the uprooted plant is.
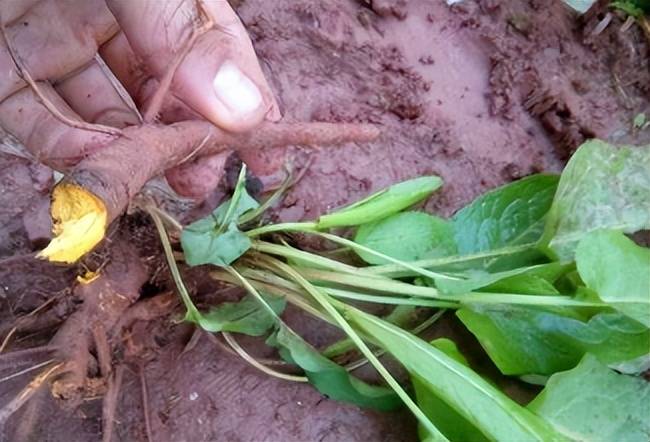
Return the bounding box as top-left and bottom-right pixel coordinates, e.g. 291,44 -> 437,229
2,134 -> 649,441
150,139 -> 649,440
1,0 -> 648,440
103,138 -> 645,441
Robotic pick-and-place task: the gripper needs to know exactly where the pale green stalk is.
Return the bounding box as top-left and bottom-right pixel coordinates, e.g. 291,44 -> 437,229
148,208 -> 201,321
262,256 -> 448,441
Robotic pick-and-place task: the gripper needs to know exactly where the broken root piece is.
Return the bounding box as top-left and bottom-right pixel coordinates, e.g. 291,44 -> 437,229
38,183 -> 107,264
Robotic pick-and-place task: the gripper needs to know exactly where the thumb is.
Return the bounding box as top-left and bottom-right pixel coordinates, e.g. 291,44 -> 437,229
106,0 -> 280,132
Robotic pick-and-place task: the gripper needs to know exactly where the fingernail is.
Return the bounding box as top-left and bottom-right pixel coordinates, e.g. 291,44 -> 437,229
212,61 -> 262,118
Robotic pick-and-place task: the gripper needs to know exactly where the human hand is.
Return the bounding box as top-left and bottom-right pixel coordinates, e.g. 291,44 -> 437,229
0,0 -> 280,197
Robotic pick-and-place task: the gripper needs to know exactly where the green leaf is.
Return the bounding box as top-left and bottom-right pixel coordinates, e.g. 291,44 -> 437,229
457,306 -> 650,376
354,212 -> 456,265
413,339 -> 490,442
528,354 -> 650,442
433,262 -> 569,295
481,275 -> 559,295
633,112 -> 647,129
181,166 -> 259,267
356,175 -> 559,279
223,267 -> 401,412
344,306 -> 566,442
611,0 -> 649,17
317,176 -> 442,229
540,140 -> 650,261
610,353 -> 650,375
430,338 -> 469,365
453,174 -> 559,253
267,325 -> 401,412
196,294 -> 286,335
181,223 -> 252,267
576,230 -> 650,327
452,174 -> 559,269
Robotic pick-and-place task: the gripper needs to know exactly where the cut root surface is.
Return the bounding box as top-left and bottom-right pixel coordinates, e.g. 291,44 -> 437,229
38,183 -> 108,264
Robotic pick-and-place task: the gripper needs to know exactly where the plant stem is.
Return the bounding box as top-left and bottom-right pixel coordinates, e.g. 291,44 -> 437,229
247,220 -> 535,277
252,241 -> 360,275
318,281 -> 605,308
318,232 -> 460,280
147,205 -> 183,232
323,288 -> 457,308
216,165 -> 247,235
296,267 -> 450,300
222,332 -> 308,383
460,293 -> 607,307
148,208 -> 202,321
213,266 -> 335,326
249,222 -> 463,281
343,309 -> 447,372
262,256 -> 446,440
245,252 -> 602,309
246,222 -> 318,237
360,243 -> 537,277
239,172 -> 293,225
0,359 -> 56,384
247,220 -> 537,284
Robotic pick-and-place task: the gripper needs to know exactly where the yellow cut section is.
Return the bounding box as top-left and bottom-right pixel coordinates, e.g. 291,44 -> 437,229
77,270 -> 100,285
38,183 -> 108,264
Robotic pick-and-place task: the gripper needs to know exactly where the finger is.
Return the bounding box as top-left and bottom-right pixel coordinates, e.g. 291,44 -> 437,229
0,0 -> 119,102
165,151 -> 231,198
97,33 -> 146,104
54,59 -> 141,128
99,32 -> 204,123
105,0 -> 280,132
0,0 -> 42,24
0,83 -> 115,169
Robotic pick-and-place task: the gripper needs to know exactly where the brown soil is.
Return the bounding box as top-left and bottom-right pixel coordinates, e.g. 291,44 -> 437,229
1,1 -> 649,441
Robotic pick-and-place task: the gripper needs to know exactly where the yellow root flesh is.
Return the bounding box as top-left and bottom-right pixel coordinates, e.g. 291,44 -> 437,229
38,183 -> 107,264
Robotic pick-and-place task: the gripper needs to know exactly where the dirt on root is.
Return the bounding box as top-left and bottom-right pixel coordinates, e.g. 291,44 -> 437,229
1,1 -> 649,441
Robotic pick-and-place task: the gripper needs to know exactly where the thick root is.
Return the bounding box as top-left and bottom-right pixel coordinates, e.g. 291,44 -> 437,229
50,239 -> 147,403
39,121 -> 379,264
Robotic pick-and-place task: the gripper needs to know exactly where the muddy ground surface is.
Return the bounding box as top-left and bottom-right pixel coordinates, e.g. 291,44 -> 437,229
1,1 -> 649,441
